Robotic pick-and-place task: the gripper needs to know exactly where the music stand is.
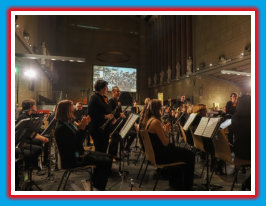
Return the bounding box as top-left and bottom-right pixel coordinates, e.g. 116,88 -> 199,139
15,117 -> 44,191
194,117 -> 222,190
107,113 -> 139,190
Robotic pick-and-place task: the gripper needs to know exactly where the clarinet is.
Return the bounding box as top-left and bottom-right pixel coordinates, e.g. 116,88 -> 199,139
99,105 -> 120,131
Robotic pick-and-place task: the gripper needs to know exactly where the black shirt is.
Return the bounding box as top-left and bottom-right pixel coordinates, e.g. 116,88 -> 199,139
88,93 -> 111,130
54,120 -> 85,168
74,108 -> 87,122
226,101 -> 237,116
16,112 -> 31,123
108,98 -> 122,119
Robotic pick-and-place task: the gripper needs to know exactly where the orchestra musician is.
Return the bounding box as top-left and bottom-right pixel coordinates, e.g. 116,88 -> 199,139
143,99 -> 195,190
74,102 -> 87,122
54,100 -> 112,191
87,80 -> 114,153
16,99 -> 49,169
225,92 -> 238,144
108,86 -> 126,157
131,100 -> 140,114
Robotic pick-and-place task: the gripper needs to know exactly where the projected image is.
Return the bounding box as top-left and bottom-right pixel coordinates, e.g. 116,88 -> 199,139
93,65 -> 137,92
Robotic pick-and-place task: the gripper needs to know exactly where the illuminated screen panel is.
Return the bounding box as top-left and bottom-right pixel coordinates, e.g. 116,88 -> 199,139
93,65 -> 137,92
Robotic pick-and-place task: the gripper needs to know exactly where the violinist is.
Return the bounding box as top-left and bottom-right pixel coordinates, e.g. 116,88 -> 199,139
87,80 -> 114,153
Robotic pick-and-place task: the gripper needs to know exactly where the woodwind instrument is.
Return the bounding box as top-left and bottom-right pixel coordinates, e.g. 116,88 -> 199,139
99,105 -> 120,131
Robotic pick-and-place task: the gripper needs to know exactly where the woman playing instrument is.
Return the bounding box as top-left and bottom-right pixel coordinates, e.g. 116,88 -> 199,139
143,99 -> 195,190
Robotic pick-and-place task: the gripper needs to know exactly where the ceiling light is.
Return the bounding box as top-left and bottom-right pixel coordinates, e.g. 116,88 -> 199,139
221,70 -> 251,77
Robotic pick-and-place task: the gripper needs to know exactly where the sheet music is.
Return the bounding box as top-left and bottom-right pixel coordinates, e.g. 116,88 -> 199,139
202,117 -> 221,138
220,119 -> 232,129
194,117 -> 209,136
183,113 -> 197,131
119,114 -> 139,139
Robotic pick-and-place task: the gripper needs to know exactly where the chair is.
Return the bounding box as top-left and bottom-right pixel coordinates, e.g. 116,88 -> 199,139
139,130 -> 185,190
55,141 -> 96,191
57,164 -> 95,191
178,123 -> 188,145
212,129 -> 251,190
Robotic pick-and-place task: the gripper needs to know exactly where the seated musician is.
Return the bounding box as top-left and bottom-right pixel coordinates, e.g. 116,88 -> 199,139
161,106 -> 171,125
133,97 -> 150,149
108,86 -> 126,157
16,99 -> 49,168
74,102 -> 87,122
87,80 -> 114,153
143,99 -> 195,190
131,101 -> 140,114
164,97 -> 173,109
176,105 -> 189,127
54,100 -> 112,191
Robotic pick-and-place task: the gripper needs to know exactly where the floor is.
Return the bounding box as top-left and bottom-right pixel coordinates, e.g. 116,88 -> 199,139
20,145 -> 251,192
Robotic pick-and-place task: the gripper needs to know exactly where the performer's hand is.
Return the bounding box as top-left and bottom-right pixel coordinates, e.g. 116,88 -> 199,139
78,115 -> 91,130
120,112 -> 126,119
112,119 -> 117,125
35,133 -> 49,143
105,114 -> 114,120
163,122 -> 171,134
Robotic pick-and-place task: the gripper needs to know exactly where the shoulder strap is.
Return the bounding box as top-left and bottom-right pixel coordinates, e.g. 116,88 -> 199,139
146,118 -> 155,130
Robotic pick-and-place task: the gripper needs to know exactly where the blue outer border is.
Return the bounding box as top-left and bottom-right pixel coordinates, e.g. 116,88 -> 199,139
1,0 -> 264,205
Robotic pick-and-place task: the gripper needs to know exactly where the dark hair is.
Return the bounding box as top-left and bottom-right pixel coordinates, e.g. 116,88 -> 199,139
143,99 -> 162,124
94,79 -> 108,92
230,92 -> 238,98
55,100 -> 75,122
22,99 -> 36,111
142,99 -> 162,129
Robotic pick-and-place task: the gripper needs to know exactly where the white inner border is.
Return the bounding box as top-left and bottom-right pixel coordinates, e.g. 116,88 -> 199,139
11,10 -> 256,196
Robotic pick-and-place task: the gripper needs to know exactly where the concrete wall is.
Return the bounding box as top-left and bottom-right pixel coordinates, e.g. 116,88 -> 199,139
139,15 -> 251,105
146,76 -> 241,109
193,15 -> 251,67
15,16 -> 56,106
54,16 -> 140,103
15,38 -> 53,106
